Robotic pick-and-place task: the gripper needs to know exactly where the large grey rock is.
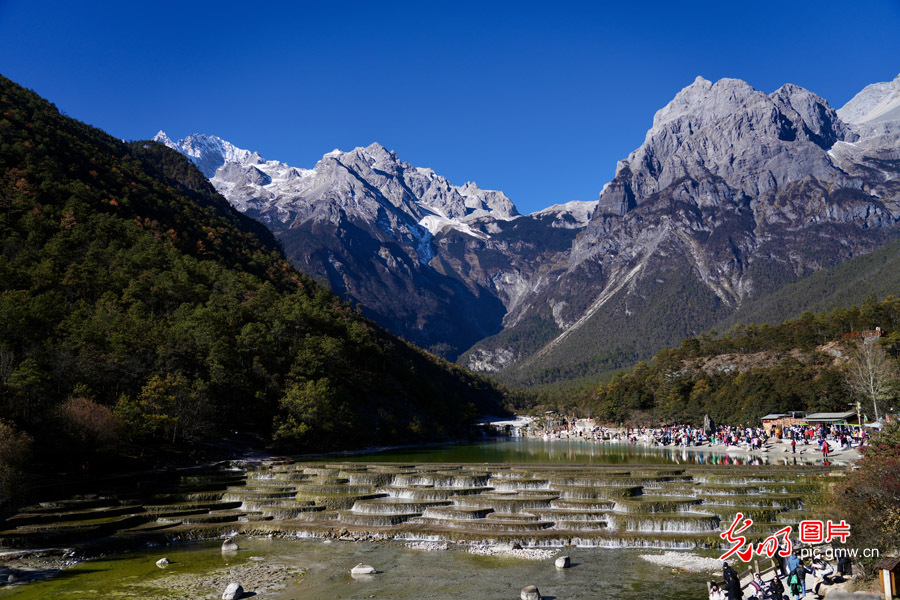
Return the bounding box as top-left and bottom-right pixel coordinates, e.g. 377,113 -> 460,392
521,585 -> 542,600
222,582 -> 243,600
221,537 -> 239,552
350,563 -> 377,575
555,555 -> 570,569
155,557 -> 170,567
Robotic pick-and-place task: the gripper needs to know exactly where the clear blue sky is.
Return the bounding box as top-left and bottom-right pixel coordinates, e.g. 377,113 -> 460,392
2,1 -> 899,214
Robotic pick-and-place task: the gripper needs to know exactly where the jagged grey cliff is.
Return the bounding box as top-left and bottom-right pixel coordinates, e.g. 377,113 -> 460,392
464,74 -> 900,383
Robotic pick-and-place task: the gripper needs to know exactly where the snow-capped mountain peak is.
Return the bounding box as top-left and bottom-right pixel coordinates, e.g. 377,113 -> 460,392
154,131 -> 254,178
157,132 -> 521,252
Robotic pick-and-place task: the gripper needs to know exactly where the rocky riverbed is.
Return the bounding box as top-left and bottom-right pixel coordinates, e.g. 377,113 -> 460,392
137,555 -> 304,599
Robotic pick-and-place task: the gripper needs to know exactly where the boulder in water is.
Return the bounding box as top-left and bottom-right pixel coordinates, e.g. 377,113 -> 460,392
222,582 -> 243,600
521,585 -> 542,600
351,563 -> 377,575
555,555 -> 570,569
222,537 -> 239,552
156,557 -> 170,568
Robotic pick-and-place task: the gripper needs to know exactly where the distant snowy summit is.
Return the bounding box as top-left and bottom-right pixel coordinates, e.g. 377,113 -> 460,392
154,132 -> 519,245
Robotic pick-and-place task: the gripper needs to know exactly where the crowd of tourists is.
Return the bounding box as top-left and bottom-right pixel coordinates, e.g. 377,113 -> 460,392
519,418 -> 869,461
709,548 -> 852,600
599,423 -> 867,452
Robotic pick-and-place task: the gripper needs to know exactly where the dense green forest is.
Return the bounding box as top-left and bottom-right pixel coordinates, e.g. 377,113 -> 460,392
0,75 -> 511,490
520,295 -> 900,426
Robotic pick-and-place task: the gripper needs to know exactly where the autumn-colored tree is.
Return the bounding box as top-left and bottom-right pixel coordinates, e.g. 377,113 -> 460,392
0,420 -> 33,498
825,423 -> 900,571
58,397 -> 123,454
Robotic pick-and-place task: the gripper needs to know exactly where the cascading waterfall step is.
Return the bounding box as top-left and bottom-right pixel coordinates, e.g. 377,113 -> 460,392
553,520 -> 608,531
378,486 -> 492,500
337,512 -> 422,527
612,496 -> 703,513
348,497 -> 452,514
420,506 -> 494,520
0,460 -> 836,551
605,512 -> 721,533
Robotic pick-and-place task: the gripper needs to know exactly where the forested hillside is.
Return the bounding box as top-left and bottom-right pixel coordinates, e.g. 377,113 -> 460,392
0,75 -> 509,487
524,296 -> 900,426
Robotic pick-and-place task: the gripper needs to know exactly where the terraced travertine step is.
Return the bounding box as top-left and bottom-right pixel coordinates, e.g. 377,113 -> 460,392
294,492 -> 387,510
16,497 -> 122,513
345,472 -> 396,486
254,503 -> 325,520
223,490 -> 298,501
450,494 -> 559,513
4,504 -> 144,526
420,507 -> 493,520
550,499 -> 616,511
555,485 -> 642,500
247,473 -> 312,483
349,498 -> 451,515
230,483 -> 296,492
606,512 -> 721,533
379,486 -> 492,500
117,520 -> 183,534
11,514 -> 147,532
0,514 -> 148,547
693,494 -> 803,509
293,484 -> 374,495
301,467 -> 342,477
143,501 -> 242,514
410,517 -> 555,532
160,510 -> 259,525
0,461 -> 835,552
694,506 -> 782,523
554,520 -> 608,531
337,512 -> 421,527
534,509 -> 609,522
489,478 -> 549,492
613,496 -> 703,513
147,508 -> 211,519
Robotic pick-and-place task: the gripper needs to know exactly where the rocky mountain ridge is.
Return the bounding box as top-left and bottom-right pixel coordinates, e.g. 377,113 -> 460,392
159,73 -> 900,384
464,74 -> 900,383
156,132 -> 587,358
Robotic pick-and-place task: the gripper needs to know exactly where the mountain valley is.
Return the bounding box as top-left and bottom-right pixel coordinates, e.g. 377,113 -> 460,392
159,74 -> 900,386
